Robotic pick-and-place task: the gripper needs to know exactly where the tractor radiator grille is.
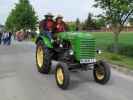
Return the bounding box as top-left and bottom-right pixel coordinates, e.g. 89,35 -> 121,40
79,39 -> 96,59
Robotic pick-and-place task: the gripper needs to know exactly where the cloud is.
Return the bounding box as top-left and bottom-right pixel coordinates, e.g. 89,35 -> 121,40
0,0 -> 102,24
30,0 -> 103,21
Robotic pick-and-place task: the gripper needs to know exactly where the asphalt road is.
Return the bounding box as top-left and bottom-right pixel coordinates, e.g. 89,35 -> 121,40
0,41 -> 133,100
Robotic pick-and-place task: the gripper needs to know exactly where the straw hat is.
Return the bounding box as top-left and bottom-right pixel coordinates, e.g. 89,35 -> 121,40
56,14 -> 63,19
45,12 -> 54,17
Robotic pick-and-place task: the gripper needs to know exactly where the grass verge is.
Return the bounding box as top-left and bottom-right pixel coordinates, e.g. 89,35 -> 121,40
97,52 -> 133,70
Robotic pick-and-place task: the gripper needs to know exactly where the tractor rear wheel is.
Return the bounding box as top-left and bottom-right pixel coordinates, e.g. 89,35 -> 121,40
55,63 -> 70,89
36,41 -> 51,74
93,60 -> 111,84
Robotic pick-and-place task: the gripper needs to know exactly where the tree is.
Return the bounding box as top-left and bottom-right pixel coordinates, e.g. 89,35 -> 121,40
67,22 -> 76,31
5,9 -> 16,31
83,13 -> 97,30
95,17 -> 106,29
129,17 -> 133,25
94,0 -> 133,52
5,0 -> 38,32
75,18 -> 80,31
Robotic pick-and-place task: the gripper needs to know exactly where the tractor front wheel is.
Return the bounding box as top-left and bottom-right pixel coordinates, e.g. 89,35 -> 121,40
36,41 -> 51,74
93,60 -> 111,84
55,63 -> 70,89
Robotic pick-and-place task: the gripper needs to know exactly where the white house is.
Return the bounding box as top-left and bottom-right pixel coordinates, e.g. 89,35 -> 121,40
0,24 -> 4,32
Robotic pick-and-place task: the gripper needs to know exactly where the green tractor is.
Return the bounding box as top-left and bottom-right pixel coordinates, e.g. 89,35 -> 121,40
35,32 -> 111,89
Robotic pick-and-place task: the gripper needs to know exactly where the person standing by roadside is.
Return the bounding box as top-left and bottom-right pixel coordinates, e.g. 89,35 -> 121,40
8,32 -> 12,45
2,32 -> 5,45
2,32 -> 9,45
0,32 -> 2,45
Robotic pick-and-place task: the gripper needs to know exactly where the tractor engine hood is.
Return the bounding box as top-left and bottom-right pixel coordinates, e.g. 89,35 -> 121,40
58,32 -> 94,41
58,32 -> 96,61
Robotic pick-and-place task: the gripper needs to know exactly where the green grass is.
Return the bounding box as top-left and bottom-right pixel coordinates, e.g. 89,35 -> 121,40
92,32 -> 133,70
92,32 -> 133,49
97,52 -> 133,70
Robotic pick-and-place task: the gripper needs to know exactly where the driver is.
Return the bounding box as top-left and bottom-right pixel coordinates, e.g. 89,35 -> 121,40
39,13 -> 54,40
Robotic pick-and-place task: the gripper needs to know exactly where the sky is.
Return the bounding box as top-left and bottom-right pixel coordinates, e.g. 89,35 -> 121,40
0,0 -> 102,25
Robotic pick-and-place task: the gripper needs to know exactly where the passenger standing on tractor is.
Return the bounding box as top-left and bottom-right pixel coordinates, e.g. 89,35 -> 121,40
39,13 -> 54,40
54,15 -> 67,33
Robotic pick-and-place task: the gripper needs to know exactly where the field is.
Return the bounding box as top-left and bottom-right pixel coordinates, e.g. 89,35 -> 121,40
91,32 -> 133,70
92,32 -> 133,49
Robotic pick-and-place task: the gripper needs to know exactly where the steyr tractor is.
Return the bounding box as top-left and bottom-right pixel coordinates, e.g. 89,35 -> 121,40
35,32 -> 111,89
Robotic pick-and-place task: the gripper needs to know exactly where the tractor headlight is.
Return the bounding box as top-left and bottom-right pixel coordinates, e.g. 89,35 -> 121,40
69,49 -> 74,55
96,49 -> 102,54
51,39 -> 54,43
59,44 -> 63,48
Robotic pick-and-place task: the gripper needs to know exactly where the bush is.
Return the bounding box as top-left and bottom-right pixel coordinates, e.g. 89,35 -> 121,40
67,23 -> 76,31
109,54 -> 122,61
107,44 -> 133,57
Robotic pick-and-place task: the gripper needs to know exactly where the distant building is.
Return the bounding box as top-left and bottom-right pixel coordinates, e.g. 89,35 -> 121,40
0,24 -> 4,32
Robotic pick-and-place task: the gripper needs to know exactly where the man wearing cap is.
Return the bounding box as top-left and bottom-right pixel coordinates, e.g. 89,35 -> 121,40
54,15 -> 67,33
39,13 -> 55,40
